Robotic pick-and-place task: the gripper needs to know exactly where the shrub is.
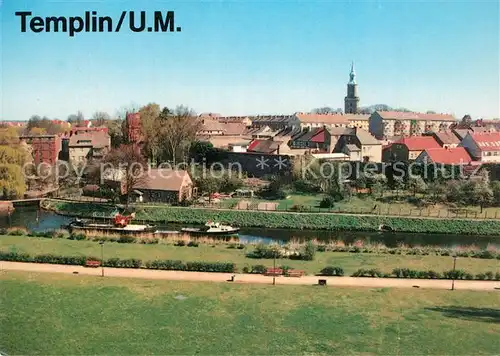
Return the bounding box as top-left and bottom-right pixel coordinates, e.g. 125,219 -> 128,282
352,268 -> 382,277
118,236 -> 136,244
319,196 -> 335,209
237,244 -> 245,249
185,261 -> 236,273
0,228 -> 8,235
495,272 -> 500,281
319,266 -> 344,276
477,250 -> 496,259
187,241 -> 199,247
0,251 -> 32,262
301,241 -> 316,261
427,270 -> 442,279
242,266 -> 250,274
69,233 -> 86,241
250,265 -> 267,274
290,204 -> 309,212
175,240 -> 186,247
247,243 -> 282,259
317,245 -> 326,252
146,259 -> 185,270
280,265 -> 292,274
485,271 -> 494,280
443,269 -> 467,280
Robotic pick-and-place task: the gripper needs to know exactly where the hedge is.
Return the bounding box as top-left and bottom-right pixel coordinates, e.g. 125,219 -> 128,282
319,266 -> 345,276
350,267 -> 500,281
0,251 -> 235,273
47,201 -> 500,235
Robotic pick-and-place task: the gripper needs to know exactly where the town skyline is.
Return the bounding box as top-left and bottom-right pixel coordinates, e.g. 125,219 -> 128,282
1,1 -> 499,121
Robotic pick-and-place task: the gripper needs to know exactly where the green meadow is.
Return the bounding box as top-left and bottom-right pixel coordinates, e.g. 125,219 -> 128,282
1,234 -> 499,275
1,271 -> 499,355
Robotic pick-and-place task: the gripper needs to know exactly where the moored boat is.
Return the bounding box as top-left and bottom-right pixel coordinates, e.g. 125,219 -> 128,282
64,213 -> 156,235
181,221 -> 240,235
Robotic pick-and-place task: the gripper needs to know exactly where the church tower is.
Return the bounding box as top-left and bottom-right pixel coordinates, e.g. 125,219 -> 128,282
344,62 -> 360,114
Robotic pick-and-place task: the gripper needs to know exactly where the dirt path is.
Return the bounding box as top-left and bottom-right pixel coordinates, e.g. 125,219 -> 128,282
2,262 -> 499,291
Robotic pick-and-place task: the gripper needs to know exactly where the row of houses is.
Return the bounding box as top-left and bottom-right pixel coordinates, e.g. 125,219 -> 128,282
19,124 -> 111,165
383,128 -> 500,164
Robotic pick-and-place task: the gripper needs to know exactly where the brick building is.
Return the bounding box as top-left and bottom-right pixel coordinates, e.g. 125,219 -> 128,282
19,135 -> 61,165
126,113 -> 142,143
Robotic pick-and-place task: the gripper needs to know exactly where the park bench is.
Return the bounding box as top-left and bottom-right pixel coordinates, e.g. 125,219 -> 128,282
286,269 -> 305,277
85,260 -> 101,268
265,268 -> 283,276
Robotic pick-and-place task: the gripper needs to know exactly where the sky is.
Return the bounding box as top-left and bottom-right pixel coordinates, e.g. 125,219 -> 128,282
1,0 -> 499,121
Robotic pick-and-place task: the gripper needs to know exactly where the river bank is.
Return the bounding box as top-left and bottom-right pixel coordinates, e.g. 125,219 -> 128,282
2,234 -> 499,276
43,200 -> 500,236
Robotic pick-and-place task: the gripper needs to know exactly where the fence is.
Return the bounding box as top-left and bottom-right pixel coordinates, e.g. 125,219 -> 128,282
196,201 -> 500,220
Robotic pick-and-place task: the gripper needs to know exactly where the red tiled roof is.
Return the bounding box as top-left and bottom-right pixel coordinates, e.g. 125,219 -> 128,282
376,111 -> 456,122
470,132 -> 500,151
395,136 -> 441,151
247,139 -> 282,154
295,113 -> 350,125
311,128 -> 326,143
423,147 -> 472,164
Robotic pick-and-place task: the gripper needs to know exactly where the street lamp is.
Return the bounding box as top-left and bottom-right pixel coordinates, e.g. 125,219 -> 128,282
451,256 -> 457,291
273,250 -> 276,286
99,241 -> 104,277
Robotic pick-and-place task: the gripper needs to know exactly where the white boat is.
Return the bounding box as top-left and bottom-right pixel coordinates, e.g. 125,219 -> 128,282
181,221 -> 240,235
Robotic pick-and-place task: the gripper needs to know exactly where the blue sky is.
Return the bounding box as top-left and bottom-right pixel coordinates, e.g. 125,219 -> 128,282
1,0 -> 499,121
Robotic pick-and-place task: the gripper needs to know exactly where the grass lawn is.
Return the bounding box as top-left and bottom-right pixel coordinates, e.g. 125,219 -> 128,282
1,271 -> 499,355
1,235 -> 498,275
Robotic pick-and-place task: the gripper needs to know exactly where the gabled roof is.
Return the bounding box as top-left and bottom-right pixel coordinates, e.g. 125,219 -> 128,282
355,129 -> 380,145
310,128 -> 326,143
375,111 -> 456,122
134,169 -> 192,192
395,136 -> 441,151
68,131 -> 110,148
422,147 -> 472,164
469,132 -> 500,151
247,139 -> 282,154
433,131 -> 460,145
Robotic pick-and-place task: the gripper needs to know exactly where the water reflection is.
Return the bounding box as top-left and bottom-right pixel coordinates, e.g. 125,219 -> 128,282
2,207 -> 500,248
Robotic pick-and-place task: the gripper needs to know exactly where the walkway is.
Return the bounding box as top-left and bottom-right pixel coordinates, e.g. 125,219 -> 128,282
2,262 -> 499,291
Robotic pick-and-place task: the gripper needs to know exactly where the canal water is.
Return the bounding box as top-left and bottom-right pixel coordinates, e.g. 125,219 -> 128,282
2,206 -> 500,248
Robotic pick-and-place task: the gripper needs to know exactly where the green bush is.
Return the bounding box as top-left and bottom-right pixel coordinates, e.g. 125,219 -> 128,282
187,241 -> 199,247
118,236 -> 136,244
0,251 -> 32,262
250,265 -> 267,274
352,268 -> 383,277
69,233 -> 86,241
319,266 -> 344,276
301,241 -> 316,261
175,240 -> 186,247
319,196 -> 335,209
247,244 -> 282,259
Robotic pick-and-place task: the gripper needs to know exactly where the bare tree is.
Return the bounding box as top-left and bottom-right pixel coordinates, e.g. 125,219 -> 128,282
91,111 -> 111,126
103,144 -> 147,206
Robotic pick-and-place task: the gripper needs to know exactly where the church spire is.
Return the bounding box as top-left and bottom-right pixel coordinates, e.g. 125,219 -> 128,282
349,61 -> 356,84
345,61 -> 359,114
